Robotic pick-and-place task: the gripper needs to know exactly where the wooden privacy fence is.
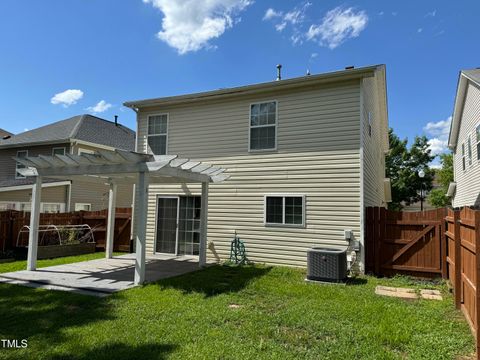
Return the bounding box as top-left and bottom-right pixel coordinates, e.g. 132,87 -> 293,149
0,208 -> 132,253
365,207 -> 447,277
445,207 -> 480,355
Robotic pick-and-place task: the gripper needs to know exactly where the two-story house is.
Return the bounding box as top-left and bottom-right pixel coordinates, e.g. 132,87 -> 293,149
0,114 -> 135,212
449,69 -> 480,208
124,65 -> 389,270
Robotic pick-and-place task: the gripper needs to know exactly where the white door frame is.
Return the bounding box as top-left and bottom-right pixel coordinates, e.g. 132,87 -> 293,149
153,195 -> 180,255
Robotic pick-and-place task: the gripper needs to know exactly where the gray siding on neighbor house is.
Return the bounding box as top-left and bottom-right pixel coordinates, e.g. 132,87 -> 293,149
0,185 -> 68,204
453,81 -> 480,207
137,80 -> 364,267
362,76 -> 387,207
0,143 -> 70,187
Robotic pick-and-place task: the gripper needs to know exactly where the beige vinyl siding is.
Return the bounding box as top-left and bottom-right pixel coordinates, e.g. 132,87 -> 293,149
70,180 -> 133,211
0,143 -> 70,183
362,74 -> 386,207
137,80 -> 362,267
0,185 -> 68,204
453,81 -> 480,207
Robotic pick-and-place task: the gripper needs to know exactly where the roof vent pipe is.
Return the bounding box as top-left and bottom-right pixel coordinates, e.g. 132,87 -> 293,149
276,64 -> 282,81
114,115 -> 118,126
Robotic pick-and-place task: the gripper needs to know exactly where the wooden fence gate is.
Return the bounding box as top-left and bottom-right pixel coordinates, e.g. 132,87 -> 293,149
365,207 -> 447,277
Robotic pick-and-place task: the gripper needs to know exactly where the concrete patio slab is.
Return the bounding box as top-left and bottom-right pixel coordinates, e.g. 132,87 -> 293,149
0,253 -> 202,296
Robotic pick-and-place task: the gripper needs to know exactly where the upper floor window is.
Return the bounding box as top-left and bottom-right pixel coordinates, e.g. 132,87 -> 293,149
249,101 -> 277,151
467,135 -> 473,166
52,147 -> 66,156
15,150 -> 28,179
476,124 -> 480,161
147,114 -> 168,155
462,143 -> 466,171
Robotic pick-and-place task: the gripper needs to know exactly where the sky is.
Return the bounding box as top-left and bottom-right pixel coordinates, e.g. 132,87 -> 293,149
0,0 -> 478,166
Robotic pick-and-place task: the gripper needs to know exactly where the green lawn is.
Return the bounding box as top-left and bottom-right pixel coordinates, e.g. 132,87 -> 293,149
0,256 -> 474,360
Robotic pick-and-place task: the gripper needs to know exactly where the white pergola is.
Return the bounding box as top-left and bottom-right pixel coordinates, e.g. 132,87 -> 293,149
15,149 -> 229,285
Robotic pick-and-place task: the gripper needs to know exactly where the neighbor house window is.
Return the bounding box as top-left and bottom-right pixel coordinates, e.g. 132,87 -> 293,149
476,124 -> 480,160
265,195 -> 305,226
41,203 -> 65,213
468,136 -> 473,166
147,114 -> 168,155
15,150 -> 28,179
75,203 -> 91,211
249,101 -> 277,151
52,147 -> 66,156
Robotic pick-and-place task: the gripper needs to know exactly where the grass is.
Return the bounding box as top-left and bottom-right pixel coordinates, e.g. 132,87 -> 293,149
0,256 -> 475,360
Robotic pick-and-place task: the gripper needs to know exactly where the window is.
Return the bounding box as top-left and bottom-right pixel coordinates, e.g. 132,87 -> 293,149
41,203 -> 65,213
265,195 -> 305,227
468,136 -> 473,166
75,203 -> 91,211
477,124 -> 480,161
147,114 -> 168,155
462,143 -> 466,171
52,147 -> 66,156
15,150 -> 28,179
249,101 -> 277,151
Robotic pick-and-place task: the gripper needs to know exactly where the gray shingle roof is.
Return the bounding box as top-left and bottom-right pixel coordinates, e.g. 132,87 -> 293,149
0,114 -> 135,150
0,129 -> 12,138
462,69 -> 480,85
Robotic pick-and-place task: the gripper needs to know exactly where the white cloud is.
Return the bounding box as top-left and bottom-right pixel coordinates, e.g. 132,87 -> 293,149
263,2 -> 311,41
391,12 -> 398,16
424,116 -> 452,155
378,11 -> 384,16
263,8 -> 281,21
86,100 -> 112,114
306,7 -> 368,49
425,10 -> 436,17
429,163 -> 442,170
50,89 -> 84,107
143,0 -> 252,54
417,28 -> 423,33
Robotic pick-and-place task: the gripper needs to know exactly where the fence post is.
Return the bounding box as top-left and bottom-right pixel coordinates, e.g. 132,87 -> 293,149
454,209 -> 461,309
475,210 -> 480,356
441,208 -> 448,279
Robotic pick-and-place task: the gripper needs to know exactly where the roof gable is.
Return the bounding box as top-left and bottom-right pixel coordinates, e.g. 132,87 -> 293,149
449,69 -> 480,149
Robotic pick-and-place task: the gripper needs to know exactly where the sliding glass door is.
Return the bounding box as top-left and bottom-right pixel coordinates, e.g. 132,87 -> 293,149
155,196 -> 201,256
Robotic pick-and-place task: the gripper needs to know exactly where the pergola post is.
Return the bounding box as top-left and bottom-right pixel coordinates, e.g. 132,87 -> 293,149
199,181 -> 209,267
134,172 -> 149,285
27,176 -> 42,271
106,181 -> 117,259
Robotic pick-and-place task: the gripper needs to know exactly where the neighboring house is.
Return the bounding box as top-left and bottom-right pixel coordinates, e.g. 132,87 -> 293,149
449,69 -> 480,208
124,65 -> 389,270
0,129 -> 12,139
0,114 -> 135,212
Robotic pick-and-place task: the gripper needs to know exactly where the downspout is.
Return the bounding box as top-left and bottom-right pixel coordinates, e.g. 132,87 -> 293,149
359,80 -> 366,273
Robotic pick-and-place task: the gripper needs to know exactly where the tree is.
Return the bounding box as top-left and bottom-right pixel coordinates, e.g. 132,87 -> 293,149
386,128 -> 435,210
427,153 -> 453,208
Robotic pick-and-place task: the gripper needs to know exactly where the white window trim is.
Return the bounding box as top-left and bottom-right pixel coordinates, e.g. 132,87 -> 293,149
75,203 -> 92,211
476,123 -> 480,162
41,203 -> 66,213
15,150 -> 28,179
461,143 -> 466,172
467,135 -> 473,167
52,147 -> 66,156
0,201 -> 65,213
146,113 -> 169,155
263,194 -> 306,228
248,100 -> 278,152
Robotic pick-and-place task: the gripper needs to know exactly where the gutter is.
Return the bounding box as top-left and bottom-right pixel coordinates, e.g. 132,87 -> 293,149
124,65 -> 380,109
